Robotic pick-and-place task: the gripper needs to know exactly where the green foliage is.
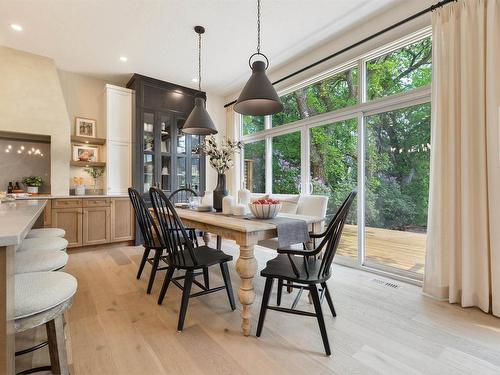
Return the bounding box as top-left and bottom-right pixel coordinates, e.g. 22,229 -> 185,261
244,140 -> 266,193
22,176 -> 43,187
272,132 -> 301,193
84,167 -> 105,179
242,115 -> 265,136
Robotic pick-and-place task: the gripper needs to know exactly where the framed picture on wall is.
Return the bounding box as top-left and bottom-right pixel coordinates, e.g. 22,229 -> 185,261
72,145 -> 98,162
75,117 -> 96,138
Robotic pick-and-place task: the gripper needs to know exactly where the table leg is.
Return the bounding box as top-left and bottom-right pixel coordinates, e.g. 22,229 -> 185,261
235,243 -> 258,336
202,232 -> 211,246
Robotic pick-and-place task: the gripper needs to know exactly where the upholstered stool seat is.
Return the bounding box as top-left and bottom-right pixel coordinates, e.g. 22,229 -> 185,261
15,272 -> 77,375
15,250 -> 68,274
26,228 -> 66,239
17,237 -> 68,252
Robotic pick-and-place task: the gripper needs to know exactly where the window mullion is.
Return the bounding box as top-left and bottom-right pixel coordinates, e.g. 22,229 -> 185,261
265,136 -> 272,194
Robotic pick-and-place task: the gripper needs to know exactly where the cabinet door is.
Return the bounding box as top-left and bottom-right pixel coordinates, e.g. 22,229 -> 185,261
107,86 -> 132,143
52,208 -> 83,248
43,200 -> 52,227
107,140 -> 131,195
83,207 -> 111,245
111,198 -> 135,242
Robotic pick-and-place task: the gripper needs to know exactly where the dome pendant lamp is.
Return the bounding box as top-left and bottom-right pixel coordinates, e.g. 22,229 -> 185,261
182,25 -> 218,135
234,0 -> 283,116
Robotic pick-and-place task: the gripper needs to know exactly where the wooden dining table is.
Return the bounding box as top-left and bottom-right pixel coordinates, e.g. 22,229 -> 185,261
170,209 -> 324,336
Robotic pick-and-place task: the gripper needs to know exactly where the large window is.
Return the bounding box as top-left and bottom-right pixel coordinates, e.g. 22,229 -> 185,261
240,31 -> 432,280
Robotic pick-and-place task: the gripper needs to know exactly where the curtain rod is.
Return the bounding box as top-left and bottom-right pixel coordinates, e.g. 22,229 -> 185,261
224,0 -> 456,108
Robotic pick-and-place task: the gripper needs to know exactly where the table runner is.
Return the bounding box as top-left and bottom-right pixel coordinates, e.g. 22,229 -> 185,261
218,213 -> 310,248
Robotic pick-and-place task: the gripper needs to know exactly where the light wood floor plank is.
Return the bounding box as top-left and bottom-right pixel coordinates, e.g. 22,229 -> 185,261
14,240 -> 500,375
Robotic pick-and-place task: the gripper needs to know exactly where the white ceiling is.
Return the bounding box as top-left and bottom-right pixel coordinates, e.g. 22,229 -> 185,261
0,0 -> 403,96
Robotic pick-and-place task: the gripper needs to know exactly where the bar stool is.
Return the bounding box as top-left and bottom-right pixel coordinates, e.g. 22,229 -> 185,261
15,272 -> 77,375
15,250 -> 68,274
17,237 -> 68,253
26,228 -> 66,239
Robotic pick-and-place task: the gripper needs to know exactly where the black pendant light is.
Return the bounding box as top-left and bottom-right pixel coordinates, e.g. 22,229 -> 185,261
182,26 -> 218,135
234,0 -> 283,116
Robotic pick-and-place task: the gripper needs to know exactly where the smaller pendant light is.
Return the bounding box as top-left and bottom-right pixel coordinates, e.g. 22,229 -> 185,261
183,25 -> 218,135
234,0 -> 283,116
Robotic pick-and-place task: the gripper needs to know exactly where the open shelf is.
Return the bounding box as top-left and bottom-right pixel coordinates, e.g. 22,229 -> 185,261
71,135 -> 106,145
70,161 -> 106,167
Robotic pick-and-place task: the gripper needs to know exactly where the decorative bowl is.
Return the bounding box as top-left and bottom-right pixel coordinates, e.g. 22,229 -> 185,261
248,203 -> 282,219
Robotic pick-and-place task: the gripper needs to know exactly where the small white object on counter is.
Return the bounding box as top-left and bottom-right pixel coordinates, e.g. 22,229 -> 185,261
232,204 -> 246,216
75,185 -> 86,196
222,195 -> 235,214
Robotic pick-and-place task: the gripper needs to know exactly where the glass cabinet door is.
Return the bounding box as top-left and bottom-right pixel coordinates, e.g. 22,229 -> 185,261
177,157 -> 187,187
191,158 -> 201,192
143,112 -> 155,152
176,118 -> 186,155
159,114 -> 172,191
143,154 -> 155,193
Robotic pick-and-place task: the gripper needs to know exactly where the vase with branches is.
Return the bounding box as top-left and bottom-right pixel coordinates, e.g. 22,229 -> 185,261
199,135 -> 243,211
84,167 -> 105,193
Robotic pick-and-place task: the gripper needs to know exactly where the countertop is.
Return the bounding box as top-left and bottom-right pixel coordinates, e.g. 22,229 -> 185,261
0,199 -> 47,246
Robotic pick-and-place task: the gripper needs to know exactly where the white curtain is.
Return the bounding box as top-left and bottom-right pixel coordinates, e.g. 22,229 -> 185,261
424,0 -> 500,317
224,104 -> 240,195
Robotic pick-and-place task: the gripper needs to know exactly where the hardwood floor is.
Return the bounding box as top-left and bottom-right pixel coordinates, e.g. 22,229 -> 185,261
338,224 -> 426,274
15,240 -> 500,375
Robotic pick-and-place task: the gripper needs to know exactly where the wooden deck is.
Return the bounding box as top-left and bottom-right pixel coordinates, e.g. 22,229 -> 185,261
337,225 -> 426,275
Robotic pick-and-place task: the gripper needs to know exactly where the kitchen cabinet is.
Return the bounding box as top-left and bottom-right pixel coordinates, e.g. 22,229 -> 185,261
111,198 -> 135,242
50,197 -> 133,248
51,207 -> 83,248
82,206 -> 111,245
104,84 -> 133,195
126,74 -> 206,200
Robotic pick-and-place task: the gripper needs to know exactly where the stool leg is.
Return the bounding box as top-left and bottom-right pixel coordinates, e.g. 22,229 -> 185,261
46,315 -> 69,375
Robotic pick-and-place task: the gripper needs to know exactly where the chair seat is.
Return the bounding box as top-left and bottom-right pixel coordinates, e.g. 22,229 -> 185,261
258,238 -> 303,251
169,245 -> 232,269
17,237 -> 68,252
26,228 -> 66,239
15,272 -> 77,320
261,254 -> 331,284
15,250 -> 68,274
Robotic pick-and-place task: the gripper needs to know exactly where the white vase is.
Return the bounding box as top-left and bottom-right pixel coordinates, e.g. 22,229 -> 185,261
26,186 -> 38,194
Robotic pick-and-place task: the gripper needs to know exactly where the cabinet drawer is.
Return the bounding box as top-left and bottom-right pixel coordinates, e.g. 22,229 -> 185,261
83,198 -> 111,207
53,198 -> 82,208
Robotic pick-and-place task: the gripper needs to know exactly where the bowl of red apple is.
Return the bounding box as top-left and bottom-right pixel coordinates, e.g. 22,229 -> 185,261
248,198 -> 282,219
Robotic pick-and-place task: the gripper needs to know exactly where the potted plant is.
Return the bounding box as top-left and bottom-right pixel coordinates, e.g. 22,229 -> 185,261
84,166 -> 105,193
199,135 -> 242,211
22,176 -> 43,194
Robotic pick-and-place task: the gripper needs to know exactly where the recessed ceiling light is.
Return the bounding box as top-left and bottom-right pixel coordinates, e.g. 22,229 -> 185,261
119,56 -> 128,62
10,24 -> 23,32
191,78 -> 198,82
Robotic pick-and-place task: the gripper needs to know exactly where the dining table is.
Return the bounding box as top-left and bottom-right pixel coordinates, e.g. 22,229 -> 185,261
166,208 -> 324,337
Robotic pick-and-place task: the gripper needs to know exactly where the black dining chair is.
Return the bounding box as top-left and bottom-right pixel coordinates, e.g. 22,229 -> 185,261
149,187 -> 236,331
256,190 -> 357,356
128,187 -> 168,294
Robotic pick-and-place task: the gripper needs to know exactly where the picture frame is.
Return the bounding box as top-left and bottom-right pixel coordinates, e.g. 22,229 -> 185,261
72,145 -> 98,162
75,117 -> 96,138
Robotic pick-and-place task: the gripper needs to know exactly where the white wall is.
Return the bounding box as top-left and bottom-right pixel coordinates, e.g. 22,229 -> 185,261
0,47 -> 71,195
205,92 -> 227,192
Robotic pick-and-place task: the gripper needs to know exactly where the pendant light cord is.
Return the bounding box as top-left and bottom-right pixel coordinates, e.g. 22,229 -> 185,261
257,0 -> 261,54
198,31 -> 202,92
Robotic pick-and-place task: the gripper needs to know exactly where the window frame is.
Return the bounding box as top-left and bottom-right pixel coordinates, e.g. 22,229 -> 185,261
238,27 -> 432,284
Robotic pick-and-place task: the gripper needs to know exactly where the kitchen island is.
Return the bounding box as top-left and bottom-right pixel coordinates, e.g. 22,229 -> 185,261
0,199 -> 47,374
